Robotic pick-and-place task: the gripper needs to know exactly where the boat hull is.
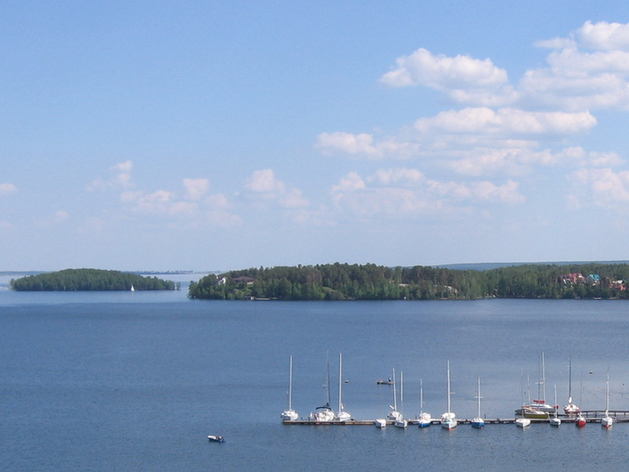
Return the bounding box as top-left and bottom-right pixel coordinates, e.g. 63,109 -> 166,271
471,418 -> 484,429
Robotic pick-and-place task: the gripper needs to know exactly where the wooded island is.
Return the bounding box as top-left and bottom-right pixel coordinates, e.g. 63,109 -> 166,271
10,269 -> 178,291
188,262 -> 629,301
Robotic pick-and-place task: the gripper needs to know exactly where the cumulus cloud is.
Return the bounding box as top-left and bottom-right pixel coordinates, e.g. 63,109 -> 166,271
0,183 -> 17,195
316,132 -> 418,159
414,107 -> 596,136
247,169 -> 286,193
88,162 -> 241,227
183,178 -> 210,200
246,169 -> 309,209
380,48 -> 518,106
87,160 -> 134,191
568,167 -> 629,210
577,21 -> 629,51
376,22 -> 629,112
331,169 -> 524,218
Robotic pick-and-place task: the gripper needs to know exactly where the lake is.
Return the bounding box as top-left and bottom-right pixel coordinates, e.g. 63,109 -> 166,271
1,281 -> 628,471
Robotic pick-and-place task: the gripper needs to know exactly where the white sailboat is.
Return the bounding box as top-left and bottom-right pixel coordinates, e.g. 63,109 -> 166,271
387,368 -> 403,422
312,355 -> 335,421
563,356 -> 580,414
519,353 -> 552,417
280,355 -> 299,421
549,384 -> 561,427
418,379 -> 431,428
336,353 -> 351,422
601,370 -> 613,429
440,360 -> 457,430
394,371 -> 408,428
471,376 -> 484,429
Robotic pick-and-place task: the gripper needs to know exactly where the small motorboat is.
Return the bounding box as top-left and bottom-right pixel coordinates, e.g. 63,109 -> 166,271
377,378 -> 394,385
208,435 -> 225,443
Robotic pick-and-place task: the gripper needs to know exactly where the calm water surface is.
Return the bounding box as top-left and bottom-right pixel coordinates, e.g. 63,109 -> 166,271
1,284 -> 629,471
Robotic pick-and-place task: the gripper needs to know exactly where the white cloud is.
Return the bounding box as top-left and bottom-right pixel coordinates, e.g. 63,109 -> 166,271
87,160 -> 134,191
246,169 -> 309,210
369,168 -> 424,185
414,107 -> 596,135
331,169 -> 524,218
247,169 -> 285,193
577,21 -> 629,51
568,167 -> 629,209
316,132 -> 382,157
183,178 -> 210,200
379,48 -> 517,106
375,22 -> 629,112
0,183 -> 17,195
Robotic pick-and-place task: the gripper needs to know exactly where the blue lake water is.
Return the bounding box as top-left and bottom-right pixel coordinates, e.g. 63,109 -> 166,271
1,283 -> 629,471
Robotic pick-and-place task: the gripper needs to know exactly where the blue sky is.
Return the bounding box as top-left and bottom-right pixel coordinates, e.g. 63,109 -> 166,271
2,1 -> 629,271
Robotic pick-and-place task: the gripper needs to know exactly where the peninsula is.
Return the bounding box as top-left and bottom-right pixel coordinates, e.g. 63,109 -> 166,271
188,262 -> 629,301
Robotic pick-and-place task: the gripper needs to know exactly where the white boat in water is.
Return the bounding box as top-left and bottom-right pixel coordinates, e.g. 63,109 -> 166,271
280,355 -> 299,421
394,371 -> 408,428
440,360 -> 457,430
563,356 -> 580,415
387,368 -> 403,422
418,379 -> 431,428
312,356 -> 335,421
549,385 -> 561,427
471,376 -> 484,429
336,353 -> 351,422
374,418 -> 387,428
601,370 -> 613,429
515,417 -> 531,428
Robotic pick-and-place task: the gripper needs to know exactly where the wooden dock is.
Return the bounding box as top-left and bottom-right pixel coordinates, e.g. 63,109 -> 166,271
283,410 -> 629,426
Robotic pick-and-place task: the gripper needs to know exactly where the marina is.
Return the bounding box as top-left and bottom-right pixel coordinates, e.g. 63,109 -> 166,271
283,410 -> 629,426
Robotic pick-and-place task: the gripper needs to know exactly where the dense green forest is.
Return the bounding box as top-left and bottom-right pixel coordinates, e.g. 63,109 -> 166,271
11,269 -> 178,291
188,262 -> 629,301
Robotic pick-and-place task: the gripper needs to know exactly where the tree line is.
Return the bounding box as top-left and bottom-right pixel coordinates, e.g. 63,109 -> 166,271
188,262 -> 629,301
11,269 -> 178,291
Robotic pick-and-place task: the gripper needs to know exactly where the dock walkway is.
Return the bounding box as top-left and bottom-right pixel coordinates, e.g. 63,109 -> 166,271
283,410 -> 629,426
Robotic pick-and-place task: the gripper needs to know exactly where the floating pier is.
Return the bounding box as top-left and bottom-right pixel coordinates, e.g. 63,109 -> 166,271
283,410 -> 629,426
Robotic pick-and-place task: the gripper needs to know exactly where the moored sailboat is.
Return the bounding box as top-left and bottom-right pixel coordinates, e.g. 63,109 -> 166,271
549,385 -> 561,427
336,353 -> 351,422
394,371 -> 408,428
418,379 -> 431,428
312,355 -> 335,421
280,355 -> 299,421
387,368 -> 403,422
440,360 -> 457,430
601,370 -> 613,429
563,356 -> 580,415
471,376 -> 484,429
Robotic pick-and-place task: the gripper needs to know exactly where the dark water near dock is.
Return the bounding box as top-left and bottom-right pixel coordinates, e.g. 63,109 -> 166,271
1,283 -> 629,471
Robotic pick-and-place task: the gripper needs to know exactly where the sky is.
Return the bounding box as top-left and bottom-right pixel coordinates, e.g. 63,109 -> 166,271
2,1 -> 629,272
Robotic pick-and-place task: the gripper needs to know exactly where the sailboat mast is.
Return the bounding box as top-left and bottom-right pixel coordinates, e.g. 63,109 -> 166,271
541,351 -> 547,404
419,379 -> 423,414
446,360 -> 451,414
326,354 -> 331,406
477,376 -> 482,417
568,356 -> 573,402
605,369 -> 610,414
392,368 -> 398,411
400,371 -> 404,415
338,353 -> 343,414
288,355 -> 293,411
